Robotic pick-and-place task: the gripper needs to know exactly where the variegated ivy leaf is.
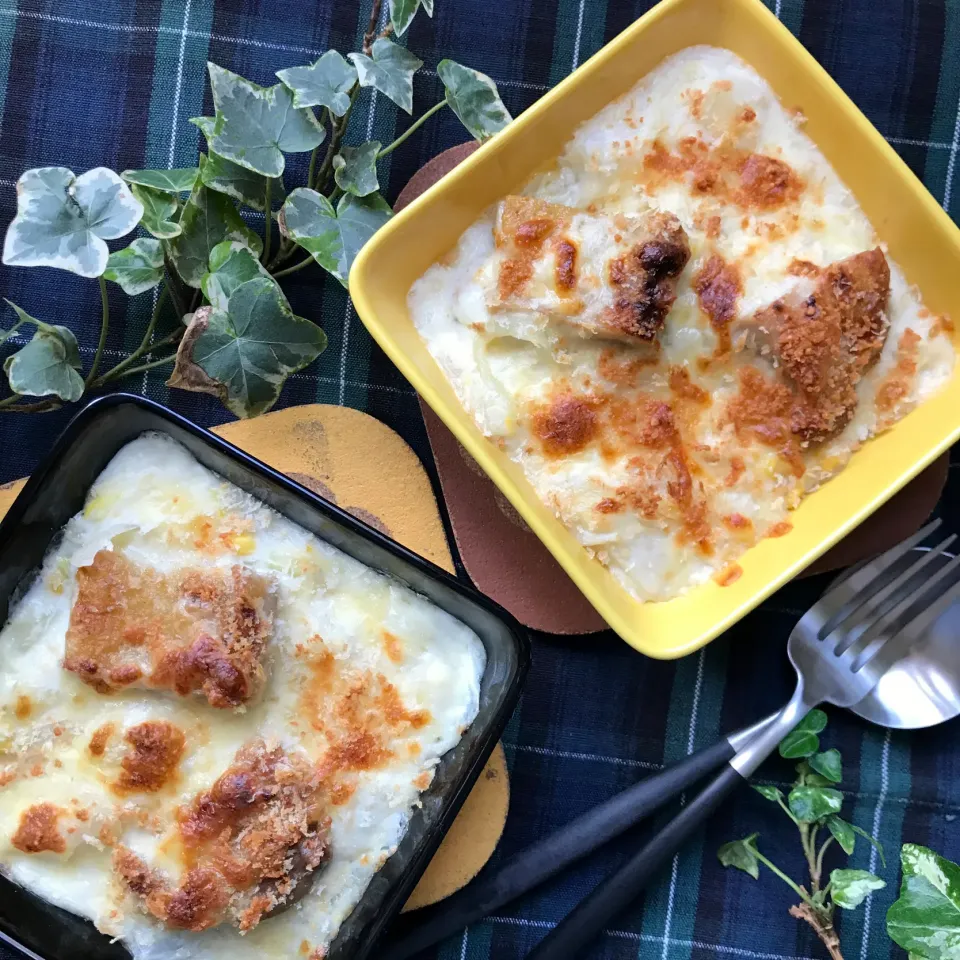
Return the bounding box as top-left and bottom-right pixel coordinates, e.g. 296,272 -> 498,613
168,277 -> 327,418
201,241 -> 284,312
206,63 -> 326,178
200,142 -> 284,212
168,155 -> 263,288
887,844 -> 960,957
2,167 -> 142,278
276,51 -> 357,117
121,168 -> 199,194
279,188 -> 391,287
103,238 -> 164,296
349,39 -> 423,114
130,183 -> 181,239
333,141 -> 380,197
438,59 -> 512,142
389,0 -> 433,37
2,303 -> 83,402
829,869 -> 884,910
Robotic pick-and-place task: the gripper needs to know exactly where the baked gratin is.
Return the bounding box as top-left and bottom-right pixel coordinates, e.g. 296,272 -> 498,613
409,46 -> 955,600
0,434 -> 485,960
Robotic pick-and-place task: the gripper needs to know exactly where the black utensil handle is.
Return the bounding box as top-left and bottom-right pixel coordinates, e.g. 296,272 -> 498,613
527,764 -> 745,960
382,738 -> 735,960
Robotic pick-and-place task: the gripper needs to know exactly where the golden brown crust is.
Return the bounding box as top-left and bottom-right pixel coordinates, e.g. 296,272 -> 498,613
114,721 -> 185,794
12,803 -> 66,854
694,254 -> 743,354
64,551 -> 275,708
641,137 -> 805,212
88,722 -> 115,757
752,248 -> 891,442
600,211 -> 690,341
553,236 -> 578,291
530,393 -> 600,457
116,741 -> 330,934
876,327 -> 921,414
495,196 -> 568,300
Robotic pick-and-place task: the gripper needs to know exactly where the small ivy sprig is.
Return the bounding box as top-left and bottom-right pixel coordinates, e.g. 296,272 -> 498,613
0,0 -> 511,418
718,711 -> 885,959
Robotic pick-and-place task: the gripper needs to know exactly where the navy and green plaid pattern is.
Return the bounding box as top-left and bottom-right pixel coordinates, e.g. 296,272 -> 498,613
0,2 -> 959,958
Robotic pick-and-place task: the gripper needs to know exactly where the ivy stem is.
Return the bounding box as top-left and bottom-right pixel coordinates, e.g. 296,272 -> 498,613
0,396 -> 61,413
94,285 -> 170,385
272,256 -> 314,279
0,315 -> 27,345
752,848 -> 817,908
800,823 -> 821,891
815,837 -> 835,884
110,353 -> 177,380
307,108 -> 329,189
378,100 -> 448,159
85,277 -> 110,387
788,903 -> 844,960
261,177 -> 273,266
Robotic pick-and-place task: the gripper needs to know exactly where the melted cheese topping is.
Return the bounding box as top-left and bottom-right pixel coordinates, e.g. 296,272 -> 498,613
409,46 -> 956,600
0,434 -> 485,959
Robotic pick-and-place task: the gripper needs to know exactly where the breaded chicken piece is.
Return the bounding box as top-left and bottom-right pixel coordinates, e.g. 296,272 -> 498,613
732,248 -> 890,442
64,550 -> 275,708
485,196 -> 690,345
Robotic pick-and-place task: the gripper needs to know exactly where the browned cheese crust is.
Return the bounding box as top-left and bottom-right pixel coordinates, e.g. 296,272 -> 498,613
114,740 -> 330,934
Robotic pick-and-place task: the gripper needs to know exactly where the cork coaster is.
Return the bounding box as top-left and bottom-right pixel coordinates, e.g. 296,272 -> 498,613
396,144 -> 950,634
0,404 -> 509,912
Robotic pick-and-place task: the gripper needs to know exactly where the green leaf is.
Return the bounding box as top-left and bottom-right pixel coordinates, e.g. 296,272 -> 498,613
827,816 -> 856,856
779,709 -> 828,758
851,824 -> 886,868
168,156 -> 262,289
168,278 -> 327,418
279,188 -> 391,287
389,0 -> 432,36
201,241 -> 282,313
437,59 -> 512,142
200,146 -> 284,212
752,785 -> 784,803
349,38 -> 423,114
129,183 -> 181,239
718,833 -> 760,880
276,51 -> 357,116
206,63 -> 325,178
830,869 -> 884,910
103,238 -> 164,296
787,785 -> 844,823
332,141 -> 381,197
809,748 -> 842,784
121,168 -> 199,194
3,313 -> 83,402
888,844 -> 960,958
2,167 -> 143,278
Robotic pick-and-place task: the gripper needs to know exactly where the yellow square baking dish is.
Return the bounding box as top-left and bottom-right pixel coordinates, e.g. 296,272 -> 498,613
350,0 -> 960,659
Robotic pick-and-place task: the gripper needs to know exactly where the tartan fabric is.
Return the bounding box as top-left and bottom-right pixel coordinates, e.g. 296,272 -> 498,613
0,1 -> 958,958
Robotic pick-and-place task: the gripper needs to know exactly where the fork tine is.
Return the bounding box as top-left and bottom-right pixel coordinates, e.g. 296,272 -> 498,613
814,519 -> 942,636
827,533 -> 957,650
842,549 -> 960,675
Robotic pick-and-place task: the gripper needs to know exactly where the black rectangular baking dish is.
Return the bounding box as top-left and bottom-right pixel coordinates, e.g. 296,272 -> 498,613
0,392 -> 530,960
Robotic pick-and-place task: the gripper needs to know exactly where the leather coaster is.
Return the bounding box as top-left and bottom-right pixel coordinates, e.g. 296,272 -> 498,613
0,403 -> 509,912
396,144 -> 949,633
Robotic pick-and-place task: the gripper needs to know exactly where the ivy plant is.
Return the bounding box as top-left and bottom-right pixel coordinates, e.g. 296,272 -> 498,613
718,710 -> 886,959
0,0 -> 510,417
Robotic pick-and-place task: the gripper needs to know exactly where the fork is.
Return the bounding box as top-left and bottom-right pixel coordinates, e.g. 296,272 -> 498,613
526,519 -> 960,959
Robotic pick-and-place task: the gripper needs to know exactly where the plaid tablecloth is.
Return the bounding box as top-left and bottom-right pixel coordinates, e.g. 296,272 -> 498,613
1,2 -> 959,958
